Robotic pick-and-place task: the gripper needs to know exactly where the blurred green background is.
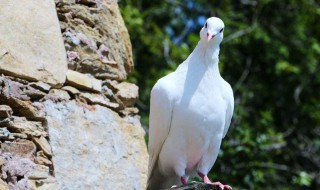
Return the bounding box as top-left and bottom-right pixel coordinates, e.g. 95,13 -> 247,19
118,0 -> 320,189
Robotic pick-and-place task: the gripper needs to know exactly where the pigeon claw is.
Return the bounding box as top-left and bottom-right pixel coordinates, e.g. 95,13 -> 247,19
211,182 -> 233,190
212,181 -> 224,190
223,185 -> 233,190
197,172 -> 232,190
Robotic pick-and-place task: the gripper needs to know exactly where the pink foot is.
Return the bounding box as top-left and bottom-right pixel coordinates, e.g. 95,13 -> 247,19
180,176 -> 187,185
198,172 -> 232,190
212,181 -> 224,189
198,172 -> 212,183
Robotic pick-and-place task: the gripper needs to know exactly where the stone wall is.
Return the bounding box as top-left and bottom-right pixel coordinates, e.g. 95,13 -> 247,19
0,0 -> 148,190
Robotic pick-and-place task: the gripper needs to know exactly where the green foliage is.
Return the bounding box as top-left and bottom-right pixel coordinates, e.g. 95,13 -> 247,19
119,0 -> 320,189
293,171 -> 312,187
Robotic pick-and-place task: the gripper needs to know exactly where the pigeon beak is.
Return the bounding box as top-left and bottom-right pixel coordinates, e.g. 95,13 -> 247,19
207,32 -> 216,41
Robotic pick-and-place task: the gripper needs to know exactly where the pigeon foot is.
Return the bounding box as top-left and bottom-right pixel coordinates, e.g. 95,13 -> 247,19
212,182 -> 233,190
197,172 -> 232,190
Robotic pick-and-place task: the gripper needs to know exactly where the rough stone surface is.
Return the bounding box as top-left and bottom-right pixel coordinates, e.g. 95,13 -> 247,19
0,127 -> 14,140
1,153 -> 36,190
35,156 -> 52,167
80,92 -> 119,109
28,178 -> 59,190
0,97 -> 43,120
0,0 -> 148,189
120,107 -> 139,117
33,136 -> 53,157
7,117 -> 47,137
66,70 -> 102,92
0,0 -> 67,86
62,86 -> 80,95
56,0 -> 133,80
11,133 -> 28,139
103,79 -> 119,92
0,178 -> 9,190
44,100 -> 148,190
115,82 -> 139,107
36,182 -> 59,190
29,165 -> 49,179
45,89 -> 71,102
29,82 -> 52,92
34,151 -> 52,167
0,77 -> 46,120
8,179 -> 33,190
0,77 -> 32,101
1,140 -> 36,159
0,105 -> 13,118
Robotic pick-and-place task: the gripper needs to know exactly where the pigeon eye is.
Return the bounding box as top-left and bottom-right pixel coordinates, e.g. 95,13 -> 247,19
220,28 -> 224,33
205,22 -> 207,28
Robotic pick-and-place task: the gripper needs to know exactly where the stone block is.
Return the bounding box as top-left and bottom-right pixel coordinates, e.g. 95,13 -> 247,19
0,0 -> 67,86
29,82 -> 52,92
33,136 -> 53,157
7,117 -> 47,137
29,165 -> 49,180
66,70 -> 101,92
1,140 -> 36,158
80,92 -> 119,109
115,82 -> 139,107
43,100 -> 148,189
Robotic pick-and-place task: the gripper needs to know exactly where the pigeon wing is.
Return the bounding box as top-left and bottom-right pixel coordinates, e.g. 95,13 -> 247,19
223,83 -> 234,138
147,80 -> 175,181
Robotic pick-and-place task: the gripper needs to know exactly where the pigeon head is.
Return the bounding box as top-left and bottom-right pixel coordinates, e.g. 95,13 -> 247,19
200,17 -> 224,44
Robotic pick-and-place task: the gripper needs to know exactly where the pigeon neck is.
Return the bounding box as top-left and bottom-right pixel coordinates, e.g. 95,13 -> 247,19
193,40 -> 221,74
197,40 -> 220,63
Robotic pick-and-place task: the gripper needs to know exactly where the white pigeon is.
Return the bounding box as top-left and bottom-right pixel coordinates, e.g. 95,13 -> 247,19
147,17 -> 234,190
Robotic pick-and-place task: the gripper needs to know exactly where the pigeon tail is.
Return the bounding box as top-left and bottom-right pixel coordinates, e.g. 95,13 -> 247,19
147,160 -> 181,190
